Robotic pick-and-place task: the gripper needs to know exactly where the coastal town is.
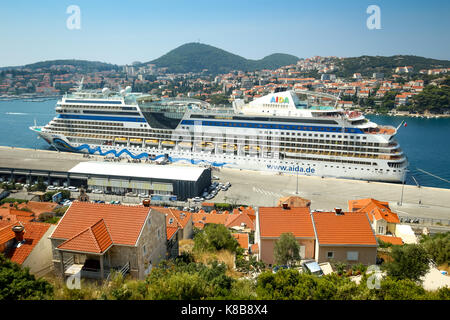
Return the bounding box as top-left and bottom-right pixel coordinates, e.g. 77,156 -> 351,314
0,143 -> 449,300
1,55 -> 449,117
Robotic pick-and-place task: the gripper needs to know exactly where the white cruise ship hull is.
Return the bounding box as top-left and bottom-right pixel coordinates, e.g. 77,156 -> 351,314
31,89 -> 408,183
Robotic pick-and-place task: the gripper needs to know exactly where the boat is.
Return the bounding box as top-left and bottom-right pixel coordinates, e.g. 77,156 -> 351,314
161,140 -> 175,147
197,141 -> 214,151
179,141 -> 192,149
244,145 -> 260,152
30,84 -> 408,182
222,143 -> 237,152
130,138 -> 143,144
145,139 -> 159,145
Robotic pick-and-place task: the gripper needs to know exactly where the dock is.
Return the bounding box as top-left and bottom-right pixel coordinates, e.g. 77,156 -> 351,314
0,146 -> 449,222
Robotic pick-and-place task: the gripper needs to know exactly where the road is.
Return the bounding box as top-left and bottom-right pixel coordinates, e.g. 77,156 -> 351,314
212,167 -> 450,222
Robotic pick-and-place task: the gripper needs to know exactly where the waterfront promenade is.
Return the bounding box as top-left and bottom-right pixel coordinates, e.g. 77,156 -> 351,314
1,146 -> 449,222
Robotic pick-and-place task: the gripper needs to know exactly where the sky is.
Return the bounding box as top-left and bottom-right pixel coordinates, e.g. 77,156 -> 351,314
0,0 -> 449,67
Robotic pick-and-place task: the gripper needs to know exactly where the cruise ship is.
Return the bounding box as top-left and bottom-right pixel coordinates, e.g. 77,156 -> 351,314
30,85 -> 408,182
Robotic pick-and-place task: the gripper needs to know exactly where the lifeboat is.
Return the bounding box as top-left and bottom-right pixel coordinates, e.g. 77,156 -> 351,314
221,143 -> 237,152
130,138 -> 143,144
179,141 -> 192,149
161,140 -> 175,147
115,137 -> 127,143
197,141 -> 214,150
244,145 -> 261,152
145,139 -> 159,145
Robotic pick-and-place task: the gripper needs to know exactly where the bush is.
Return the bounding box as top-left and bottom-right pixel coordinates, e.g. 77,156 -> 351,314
273,233 -> 301,267
193,224 -> 239,253
384,244 -> 431,282
0,254 -> 53,300
0,198 -> 28,205
145,260 -> 235,300
420,232 -> 450,265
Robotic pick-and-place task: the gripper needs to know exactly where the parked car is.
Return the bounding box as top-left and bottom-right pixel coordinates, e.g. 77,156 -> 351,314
272,265 -> 289,273
301,260 -> 324,277
68,186 -> 79,192
193,197 -> 204,202
92,189 -> 103,194
47,186 -> 57,190
138,193 -> 149,198
126,192 -> 138,197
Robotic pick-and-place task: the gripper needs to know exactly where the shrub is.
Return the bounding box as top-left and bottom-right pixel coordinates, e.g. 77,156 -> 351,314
384,244 -> 431,282
0,254 -> 54,300
193,224 -> 239,253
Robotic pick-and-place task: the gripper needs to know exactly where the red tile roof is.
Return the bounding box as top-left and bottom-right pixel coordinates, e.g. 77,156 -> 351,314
6,222 -> 51,264
258,207 -> 314,238
151,207 -> 192,230
348,198 -> 400,224
250,243 -> 259,254
232,233 -> 249,250
51,202 -> 150,249
17,201 -> 57,216
166,226 -> 178,241
192,212 -> 230,229
377,235 -> 404,246
312,212 -> 377,246
225,212 -> 255,231
0,222 -> 15,244
58,219 -> 113,254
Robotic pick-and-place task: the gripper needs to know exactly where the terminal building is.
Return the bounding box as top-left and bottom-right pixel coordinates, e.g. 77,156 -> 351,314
0,161 -> 211,201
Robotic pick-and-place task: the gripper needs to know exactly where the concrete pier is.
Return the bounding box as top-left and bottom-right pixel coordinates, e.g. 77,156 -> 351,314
0,146 -> 449,221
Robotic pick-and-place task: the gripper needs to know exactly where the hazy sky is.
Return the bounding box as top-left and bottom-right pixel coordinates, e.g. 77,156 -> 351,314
1,0 -> 449,67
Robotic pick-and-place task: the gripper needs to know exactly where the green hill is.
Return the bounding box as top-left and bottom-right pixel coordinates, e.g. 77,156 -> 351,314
1,59 -> 119,72
334,55 -> 450,78
146,43 -> 299,74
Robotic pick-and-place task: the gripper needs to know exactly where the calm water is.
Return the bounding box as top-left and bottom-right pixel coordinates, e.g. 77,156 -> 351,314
0,99 -> 449,189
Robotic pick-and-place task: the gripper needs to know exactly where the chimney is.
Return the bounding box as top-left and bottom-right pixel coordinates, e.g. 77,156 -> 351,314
282,202 -> 290,210
142,199 -> 150,207
334,208 -> 343,215
12,225 -> 25,242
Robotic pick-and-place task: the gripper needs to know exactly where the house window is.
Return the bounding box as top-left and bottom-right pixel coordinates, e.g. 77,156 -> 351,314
143,245 -> 147,254
347,251 -> 359,261
327,251 -> 334,259
378,226 -> 384,234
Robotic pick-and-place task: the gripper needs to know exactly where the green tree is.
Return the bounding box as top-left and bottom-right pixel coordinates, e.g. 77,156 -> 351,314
193,224 -> 239,253
384,244 -> 431,282
273,233 -> 301,267
420,232 -> 450,265
0,254 -> 53,300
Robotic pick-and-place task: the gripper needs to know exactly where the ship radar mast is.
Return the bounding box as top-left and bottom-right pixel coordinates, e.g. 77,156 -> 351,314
77,77 -> 84,92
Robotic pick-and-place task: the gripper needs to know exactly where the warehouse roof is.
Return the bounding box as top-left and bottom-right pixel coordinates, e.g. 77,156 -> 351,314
69,161 -> 206,181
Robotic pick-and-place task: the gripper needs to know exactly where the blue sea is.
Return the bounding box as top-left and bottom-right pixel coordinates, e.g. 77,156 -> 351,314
0,99 -> 449,189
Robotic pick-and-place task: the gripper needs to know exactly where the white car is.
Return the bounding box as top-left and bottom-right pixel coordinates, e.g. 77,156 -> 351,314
92,189 -> 103,194
193,197 -> 204,202
138,193 -> 149,198
47,186 -> 57,190
68,186 -> 79,192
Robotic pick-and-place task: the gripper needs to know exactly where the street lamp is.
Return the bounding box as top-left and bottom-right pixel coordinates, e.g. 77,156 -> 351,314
399,169 -> 409,206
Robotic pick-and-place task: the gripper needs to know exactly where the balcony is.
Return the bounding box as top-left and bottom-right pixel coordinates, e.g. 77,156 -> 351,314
63,256 -> 130,281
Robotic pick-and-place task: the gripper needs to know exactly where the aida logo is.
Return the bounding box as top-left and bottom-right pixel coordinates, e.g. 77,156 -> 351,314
270,96 -> 289,104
